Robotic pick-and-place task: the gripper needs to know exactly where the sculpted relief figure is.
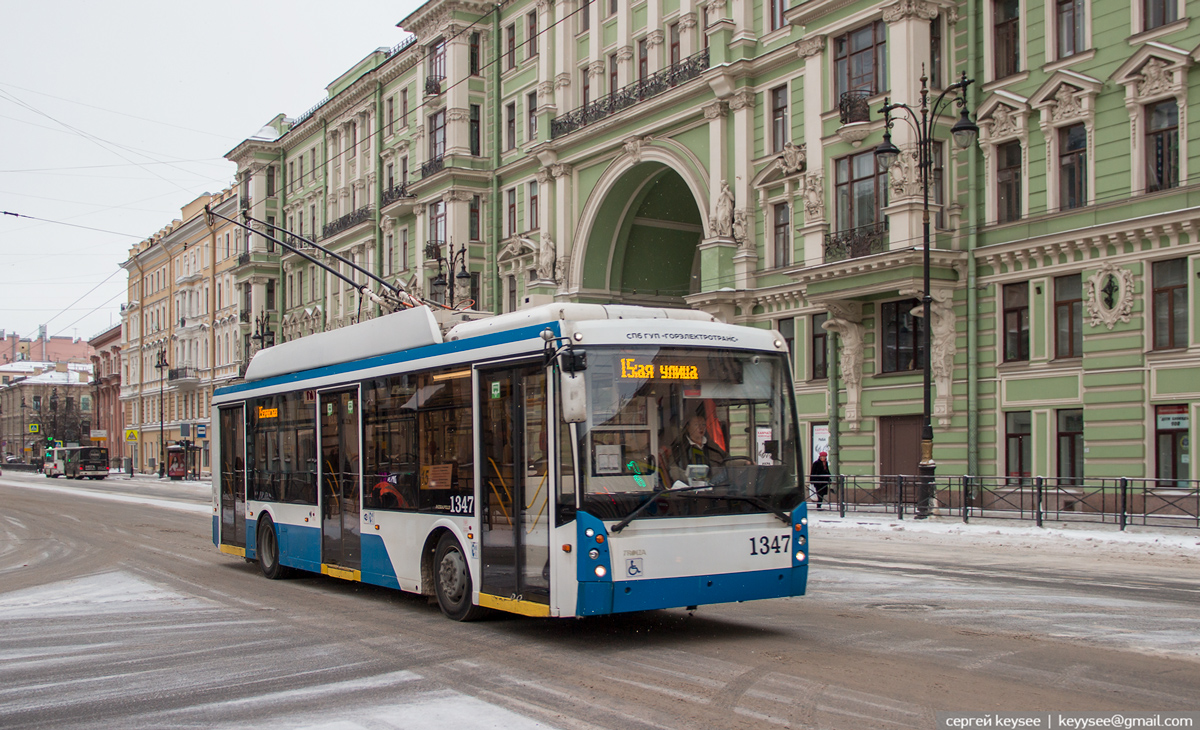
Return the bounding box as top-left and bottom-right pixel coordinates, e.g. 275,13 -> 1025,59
537,236 -> 556,282
710,180 -> 734,237
731,208 -> 748,245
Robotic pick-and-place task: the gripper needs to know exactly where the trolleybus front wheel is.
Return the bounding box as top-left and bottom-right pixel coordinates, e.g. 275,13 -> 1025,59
433,532 -> 486,621
256,515 -> 290,580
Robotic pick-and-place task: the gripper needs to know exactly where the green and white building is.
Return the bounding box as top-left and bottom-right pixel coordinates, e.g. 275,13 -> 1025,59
224,0 -> 1198,483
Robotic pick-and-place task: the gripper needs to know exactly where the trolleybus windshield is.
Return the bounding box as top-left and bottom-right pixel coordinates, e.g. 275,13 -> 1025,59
575,346 -> 802,522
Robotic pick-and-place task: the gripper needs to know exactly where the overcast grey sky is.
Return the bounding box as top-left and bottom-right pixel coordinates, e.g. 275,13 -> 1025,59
0,0 -> 424,345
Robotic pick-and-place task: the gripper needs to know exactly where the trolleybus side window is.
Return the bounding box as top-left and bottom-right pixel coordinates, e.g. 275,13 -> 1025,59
248,392 -> 317,504
363,370 -> 474,514
364,375 -> 419,511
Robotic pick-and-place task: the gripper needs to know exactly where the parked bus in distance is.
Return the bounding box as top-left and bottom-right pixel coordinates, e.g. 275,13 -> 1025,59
44,446 -> 110,479
211,304 -> 809,620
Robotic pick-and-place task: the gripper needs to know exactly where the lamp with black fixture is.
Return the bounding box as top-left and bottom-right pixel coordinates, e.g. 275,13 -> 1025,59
251,310 -> 276,351
427,240 -> 472,308
154,347 -> 168,478
873,68 -> 978,519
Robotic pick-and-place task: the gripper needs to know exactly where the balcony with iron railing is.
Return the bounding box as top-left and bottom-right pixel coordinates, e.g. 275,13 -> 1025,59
237,252 -> 250,267
551,49 -> 710,139
381,182 -> 414,207
168,367 -> 200,383
240,196 -> 251,211
239,310 -> 250,323
824,220 -> 889,263
839,90 -> 873,124
421,156 -> 445,178
425,75 -> 444,96
322,206 -> 373,239
424,240 -> 445,260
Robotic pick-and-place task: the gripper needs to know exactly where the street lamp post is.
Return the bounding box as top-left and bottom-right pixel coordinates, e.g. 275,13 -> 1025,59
251,311 -> 275,351
874,69 -> 978,518
427,240 -> 471,308
49,388 -> 58,448
155,346 -> 168,478
20,397 -> 27,464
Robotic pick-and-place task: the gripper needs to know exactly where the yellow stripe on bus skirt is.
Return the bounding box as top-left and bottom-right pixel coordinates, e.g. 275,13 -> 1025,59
478,593 -> 551,617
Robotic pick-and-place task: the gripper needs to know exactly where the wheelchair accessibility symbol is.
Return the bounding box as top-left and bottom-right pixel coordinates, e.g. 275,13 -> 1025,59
626,558 -> 643,577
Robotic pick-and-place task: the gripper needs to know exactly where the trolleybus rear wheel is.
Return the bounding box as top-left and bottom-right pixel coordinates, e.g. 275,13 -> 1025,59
433,532 -> 485,621
256,515 -> 289,580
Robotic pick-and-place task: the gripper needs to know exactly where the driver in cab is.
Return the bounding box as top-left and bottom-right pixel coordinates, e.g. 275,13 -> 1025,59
673,414 -> 728,478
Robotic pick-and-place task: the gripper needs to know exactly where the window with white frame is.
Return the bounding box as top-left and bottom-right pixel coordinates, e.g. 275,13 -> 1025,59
996,140 -> 1023,223
1045,0 -> 1088,63
770,85 -> 787,154
1033,80 -> 1097,212
1139,0 -> 1179,33
527,12 -> 538,58
1058,123 -> 1087,210
528,181 -> 539,230
768,0 -> 784,31
773,203 -> 790,267
833,21 -> 887,99
506,102 -> 516,149
1116,51 -> 1189,196
1146,99 -> 1179,192
527,92 -> 538,142
992,0 -> 1020,79
507,188 -> 517,237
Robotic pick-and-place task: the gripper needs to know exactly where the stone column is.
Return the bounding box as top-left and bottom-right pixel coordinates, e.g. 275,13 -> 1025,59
797,35 -> 830,267
552,164 -> 573,294
729,91 -> 756,289
880,0 -> 940,253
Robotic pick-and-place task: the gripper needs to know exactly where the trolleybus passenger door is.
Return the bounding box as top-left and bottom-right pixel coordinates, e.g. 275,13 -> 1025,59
219,405 -> 246,549
478,363 -> 550,607
319,387 -> 362,571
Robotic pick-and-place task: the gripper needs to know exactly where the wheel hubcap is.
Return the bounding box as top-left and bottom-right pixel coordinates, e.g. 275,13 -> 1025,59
439,548 -> 467,604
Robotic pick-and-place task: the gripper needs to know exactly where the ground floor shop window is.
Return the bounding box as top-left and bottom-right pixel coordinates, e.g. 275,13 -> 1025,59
1155,404 -> 1190,484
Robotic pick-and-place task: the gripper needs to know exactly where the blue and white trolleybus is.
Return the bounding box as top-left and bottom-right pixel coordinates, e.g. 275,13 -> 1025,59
211,303 -> 809,620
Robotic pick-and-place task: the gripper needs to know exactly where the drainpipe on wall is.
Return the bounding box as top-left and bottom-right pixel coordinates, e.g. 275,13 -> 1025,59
375,80 -> 384,319
966,0 -> 981,477
827,330 -> 840,475
322,119 -> 329,332
491,5 -> 502,312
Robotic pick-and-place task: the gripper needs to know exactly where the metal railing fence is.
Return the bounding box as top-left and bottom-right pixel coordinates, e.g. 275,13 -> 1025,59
817,475 -> 1199,530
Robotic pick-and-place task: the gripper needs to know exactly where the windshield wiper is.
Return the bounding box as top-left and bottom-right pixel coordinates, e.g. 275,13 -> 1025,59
609,484 -> 717,533
679,492 -> 792,525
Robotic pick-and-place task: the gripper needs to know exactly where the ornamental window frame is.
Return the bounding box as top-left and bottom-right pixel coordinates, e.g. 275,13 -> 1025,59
1113,47 -> 1192,197
1031,73 -> 1100,212
1131,0 -> 1185,36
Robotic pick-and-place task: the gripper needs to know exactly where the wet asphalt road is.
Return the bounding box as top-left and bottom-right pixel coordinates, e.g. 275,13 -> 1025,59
1,472 -> 1197,729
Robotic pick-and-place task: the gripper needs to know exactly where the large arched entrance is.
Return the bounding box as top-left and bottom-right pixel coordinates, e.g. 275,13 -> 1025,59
573,157 -> 709,306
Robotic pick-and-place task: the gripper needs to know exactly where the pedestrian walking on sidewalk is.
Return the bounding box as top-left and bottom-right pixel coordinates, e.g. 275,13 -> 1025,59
810,451 -> 831,509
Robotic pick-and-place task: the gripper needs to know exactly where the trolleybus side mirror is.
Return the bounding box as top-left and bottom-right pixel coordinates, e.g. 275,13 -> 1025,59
560,371 -> 587,423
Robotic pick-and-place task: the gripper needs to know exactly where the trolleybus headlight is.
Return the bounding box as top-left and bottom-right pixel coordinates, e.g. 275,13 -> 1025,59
573,332 -> 584,341
795,551 -> 806,562
595,565 -> 607,577
796,535 -> 806,545
589,548 -> 599,559
585,528 -> 595,537
799,517 -> 808,526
